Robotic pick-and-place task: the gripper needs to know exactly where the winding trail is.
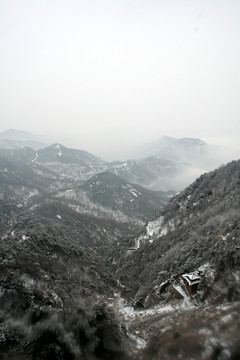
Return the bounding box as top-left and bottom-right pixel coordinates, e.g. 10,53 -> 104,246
107,293 -> 194,351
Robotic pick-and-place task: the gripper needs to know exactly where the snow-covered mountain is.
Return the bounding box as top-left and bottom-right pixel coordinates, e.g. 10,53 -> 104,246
134,135 -> 176,158
136,136 -> 207,165
158,137 -> 207,163
0,143 -> 240,360
49,172 -> 173,224
31,143 -> 104,165
0,140 -> 204,191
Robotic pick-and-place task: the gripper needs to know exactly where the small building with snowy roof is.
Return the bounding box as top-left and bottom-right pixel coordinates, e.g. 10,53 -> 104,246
182,272 -> 201,294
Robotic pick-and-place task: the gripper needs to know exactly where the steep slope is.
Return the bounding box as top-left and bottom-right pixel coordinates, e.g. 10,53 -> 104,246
114,160 -> 240,303
0,154 -> 67,211
33,200 -> 141,249
102,160 -> 240,360
0,211 -> 131,359
79,172 -> 171,222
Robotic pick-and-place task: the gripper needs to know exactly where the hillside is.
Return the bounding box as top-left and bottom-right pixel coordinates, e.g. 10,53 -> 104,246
104,160 -> 240,359
0,211 -> 131,359
76,172 -> 171,222
113,160 -> 240,301
0,139 -> 240,359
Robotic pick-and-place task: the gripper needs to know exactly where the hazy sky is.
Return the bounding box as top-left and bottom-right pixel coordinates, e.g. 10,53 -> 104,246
1,0 -> 240,159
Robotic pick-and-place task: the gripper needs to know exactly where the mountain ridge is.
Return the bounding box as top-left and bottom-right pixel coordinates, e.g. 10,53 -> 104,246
0,154 -> 240,359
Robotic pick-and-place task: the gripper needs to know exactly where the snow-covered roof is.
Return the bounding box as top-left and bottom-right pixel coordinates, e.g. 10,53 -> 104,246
182,272 -> 201,286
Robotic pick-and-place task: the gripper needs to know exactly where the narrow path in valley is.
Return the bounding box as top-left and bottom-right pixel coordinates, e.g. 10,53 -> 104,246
107,293 -> 194,351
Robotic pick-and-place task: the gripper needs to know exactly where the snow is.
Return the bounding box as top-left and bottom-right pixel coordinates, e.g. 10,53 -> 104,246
20,274 -> 35,291
111,293 -> 193,323
107,289 -> 197,352
160,225 -> 169,236
197,263 -> 210,272
146,216 -> 164,236
117,300 -> 174,321
32,152 -> 38,162
169,219 -> 175,232
146,216 -> 176,239
56,144 -> 62,156
221,233 -> 230,241
199,328 -> 212,335
135,238 -> 141,249
221,314 -> 232,323
19,234 -> 30,243
203,338 -> 230,360
233,272 -> 240,282
130,189 -> 138,197
125,325 -> 146,349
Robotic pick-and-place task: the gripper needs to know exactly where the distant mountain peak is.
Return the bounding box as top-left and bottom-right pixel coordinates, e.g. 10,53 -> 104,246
135,135 -> 207,161
48,143 -> 66,156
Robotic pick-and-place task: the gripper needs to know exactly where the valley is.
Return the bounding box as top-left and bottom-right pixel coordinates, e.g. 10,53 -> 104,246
0,130 -> 239,360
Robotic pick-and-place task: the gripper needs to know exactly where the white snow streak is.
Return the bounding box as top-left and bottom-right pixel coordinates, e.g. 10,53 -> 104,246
56,144 -> 62,156
32,152 -> 38,162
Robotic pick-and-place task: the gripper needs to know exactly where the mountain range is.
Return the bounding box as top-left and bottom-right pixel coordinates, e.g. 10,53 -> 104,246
0,129 -> 211,191
0,129 -> 239,360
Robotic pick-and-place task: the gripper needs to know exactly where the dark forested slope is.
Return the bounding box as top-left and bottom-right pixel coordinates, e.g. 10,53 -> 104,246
112,160 -> 240,304
0,156 -> 240,360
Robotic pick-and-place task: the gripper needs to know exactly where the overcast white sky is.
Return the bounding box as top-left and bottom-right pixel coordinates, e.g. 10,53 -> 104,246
1,0 -> 240,159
